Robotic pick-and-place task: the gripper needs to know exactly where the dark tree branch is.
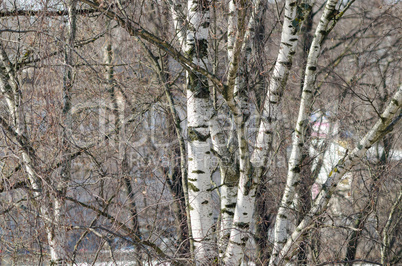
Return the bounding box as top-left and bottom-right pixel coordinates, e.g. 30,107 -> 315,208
0,9 -> 99,17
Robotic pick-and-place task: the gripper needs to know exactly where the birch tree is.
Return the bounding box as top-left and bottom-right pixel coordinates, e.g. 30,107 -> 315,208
1,0 -> 401,265
270,1 -> 339,263
185,0 -> 216,262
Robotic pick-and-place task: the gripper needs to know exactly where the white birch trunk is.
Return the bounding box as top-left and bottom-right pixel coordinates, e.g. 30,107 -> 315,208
217,0 -> 239,257
210,113 -> 239,257
223,98 -> 251,266
210,5 -> 265,255
269,1 -> 338,264
222,1 -> 310,264
185,0 -> 216,262
252,0 -> 311,179
274,85 -> 402,264
251,2 -> 313,215
47,198 -> 68,264
222,1 -> 259,264
221,1 -> 310,265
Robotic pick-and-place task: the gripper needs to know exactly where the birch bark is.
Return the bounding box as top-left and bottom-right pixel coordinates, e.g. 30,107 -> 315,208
223,1 -> 311,264
222,1 -> 255,264
185,0 -> 216,262
217,0 -> 240,257
269,1 -> 338,264
210,112 -> 239,257
252,0 -> 312,182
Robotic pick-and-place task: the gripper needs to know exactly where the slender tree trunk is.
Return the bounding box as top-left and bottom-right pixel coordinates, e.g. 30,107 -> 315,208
210,111 -> 239,258
270,1 -> 337,264
215,1 -> 264,258
222,1 -> 312,264
104,33 -> 142,241
164,85 -> 191,256
185,1 -> 216,262
252,0 -> 312,181
164,164 -> 190,255
255,183 -> 273,265
296,153 -> 314,265
344,205 -> 371,265
143,2 -> 193,256
296,12 -> 314,255
222,1 -> 256,264
122,159 -> 142,239
48,0 -> 78,263
161,60 -> 190,256
218,0 -> 243,258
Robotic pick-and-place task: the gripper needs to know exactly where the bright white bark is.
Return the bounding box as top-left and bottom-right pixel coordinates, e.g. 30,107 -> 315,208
222,1 -> 258,264
185,0 -> 216,262
227,0 -> 237,61
252,0 -> 311,177
223,107 -> 252,266
275,85 -> 402,264
223,0 -> 283,264
210,114 -> 239,257
217,0 -> 239,257
270,1 -> 338,264
223,1 -> 311,264
47,197 -> 68,264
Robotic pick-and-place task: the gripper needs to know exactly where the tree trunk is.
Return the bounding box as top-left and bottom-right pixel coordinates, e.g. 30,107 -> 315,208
270,1 -> 337,264
50,0 -> 77,263
185,0 -> 216,262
